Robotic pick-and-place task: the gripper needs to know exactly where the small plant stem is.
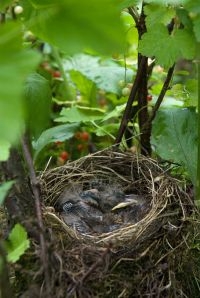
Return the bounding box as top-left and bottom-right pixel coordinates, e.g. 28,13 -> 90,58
196,43 -> 200,206
21,134 -> 51,295
115,56 -> 147,145
148,64 -> 175,123
52,46 -> 69,95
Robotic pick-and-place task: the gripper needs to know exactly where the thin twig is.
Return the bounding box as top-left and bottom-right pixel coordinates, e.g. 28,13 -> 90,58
67,246 -> 111,297
115,56 -> 147,145
21,134 -> 51,295
147,64 -> 175,125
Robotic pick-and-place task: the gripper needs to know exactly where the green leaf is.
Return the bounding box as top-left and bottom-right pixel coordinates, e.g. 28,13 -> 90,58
64,54 -> 134,94
0,23 -> 40,144
0,140 -> 11,161
69,70 -> 97,106
33,123 -> 79,159
5,224 -> 30,263
103,104 -> 126,121
55,106 -> 105,123
144,4 -> 175,28
22,0 -> 124,54
117,0 -> 139,9
24,73 -> 52,138
0,181 -> 14,206
0,0 -> 12,10
193,17 -> 200,42
139,25 -> 196,68
95,123 -> 119,137
152,108 -> 197,185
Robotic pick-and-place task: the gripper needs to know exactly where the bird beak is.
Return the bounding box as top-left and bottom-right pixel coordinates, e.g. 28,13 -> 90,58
111,198 -> 138,211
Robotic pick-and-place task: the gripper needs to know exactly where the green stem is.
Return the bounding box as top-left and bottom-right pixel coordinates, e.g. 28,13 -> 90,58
52,46 -> 69,96
196,43 -> 200,206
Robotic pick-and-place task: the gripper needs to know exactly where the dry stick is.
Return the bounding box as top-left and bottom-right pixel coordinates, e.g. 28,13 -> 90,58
115,56 -> 147,145
21,135 -> 51,295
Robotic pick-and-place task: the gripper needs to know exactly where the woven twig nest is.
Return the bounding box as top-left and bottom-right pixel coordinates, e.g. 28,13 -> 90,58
37,149 -> 196,297
41,149 -> 189,248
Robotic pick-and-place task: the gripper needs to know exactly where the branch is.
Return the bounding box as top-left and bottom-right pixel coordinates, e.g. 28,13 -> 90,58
147,64 -> 175,124
21,134 -> 51,295
115,56 -> 147,145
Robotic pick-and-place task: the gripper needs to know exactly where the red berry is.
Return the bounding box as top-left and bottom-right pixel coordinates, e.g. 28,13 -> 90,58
80,132 -> 90,142
52,70 -> 61,78
60,151 -> 69,161
147,95 -> 152,101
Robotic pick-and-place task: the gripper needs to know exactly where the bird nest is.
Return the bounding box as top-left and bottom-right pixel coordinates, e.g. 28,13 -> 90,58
35,149 -> 197,297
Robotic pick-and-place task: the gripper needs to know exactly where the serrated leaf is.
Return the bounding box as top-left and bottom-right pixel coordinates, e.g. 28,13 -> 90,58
55,106 -> 105,123
22,0 -> 124,55
144,4 -> 175,28
5,224 -> 30,263
33,123 -> 79,159
151,108 -> 197,185
24,73 -> 52,138
139,25 -> 196,68
0,181 -> 14,206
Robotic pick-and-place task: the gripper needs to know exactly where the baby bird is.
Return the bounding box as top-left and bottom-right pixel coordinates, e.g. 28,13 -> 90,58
98,189 -> 125,213
58,187 -> 103,234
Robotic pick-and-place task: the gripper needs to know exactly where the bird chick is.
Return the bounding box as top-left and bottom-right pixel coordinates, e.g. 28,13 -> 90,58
98,189 -> 125,213
111,194 -> 148,224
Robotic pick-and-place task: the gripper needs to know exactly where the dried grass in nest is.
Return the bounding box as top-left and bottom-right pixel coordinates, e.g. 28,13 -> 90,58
37,149 -> 197,297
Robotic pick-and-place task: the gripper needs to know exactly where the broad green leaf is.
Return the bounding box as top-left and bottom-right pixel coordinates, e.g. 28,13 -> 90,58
24,73 -> 52,138
55,106 -> 105,123
64,54 -> 134,94
144,4 -> 175,28
33,123 -> 79,159
193,17 -> 200,42
103,104 -> 126,121
22,0 -> 124,54
139,24 -> 196,68
184,79 -> 198,107
5,224 -> 30,263
0,140 -> 11,161
95,123 -> 119,137
69,70 -> 97,106
0,181 -> 14,206
151,108 -> 197,185
0,23 -> 40,144
117,0 -> 139,9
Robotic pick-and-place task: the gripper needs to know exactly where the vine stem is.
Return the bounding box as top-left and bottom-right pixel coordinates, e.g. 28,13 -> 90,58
114,56 -> 147,145
196,43 -> 200,206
